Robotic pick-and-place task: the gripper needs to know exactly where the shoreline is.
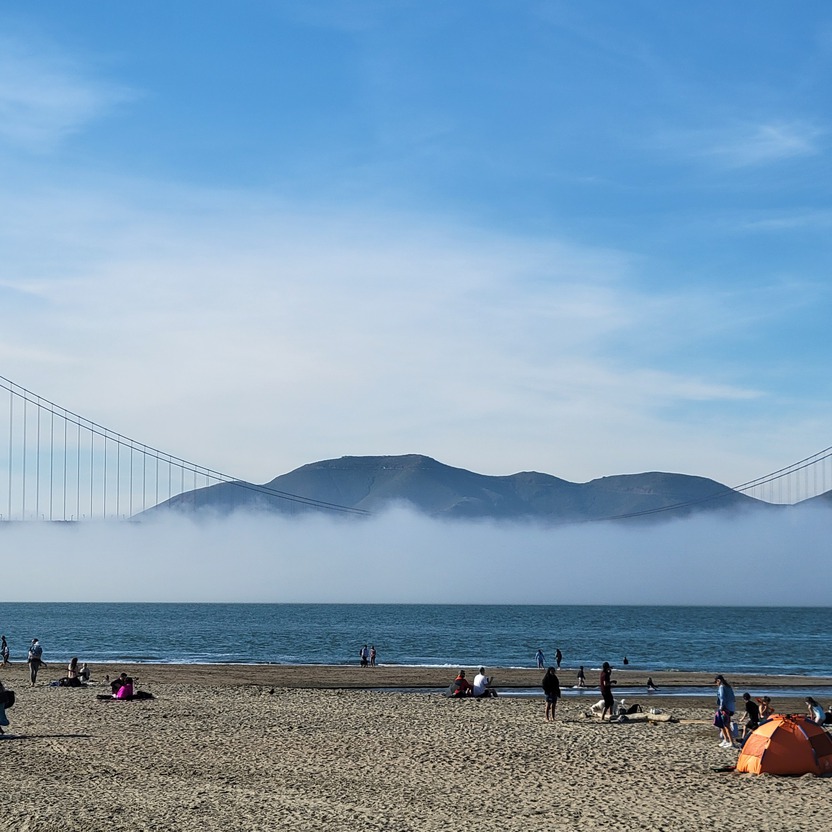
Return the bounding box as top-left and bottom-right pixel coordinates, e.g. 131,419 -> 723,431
4,662 -> 830,697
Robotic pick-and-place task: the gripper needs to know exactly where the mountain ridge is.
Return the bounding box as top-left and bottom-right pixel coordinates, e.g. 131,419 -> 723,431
145,453 -> 779,523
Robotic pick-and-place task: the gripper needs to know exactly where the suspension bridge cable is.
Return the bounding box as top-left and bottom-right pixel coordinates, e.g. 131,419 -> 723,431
587,448 -> 832,523
0,375 -> 369,517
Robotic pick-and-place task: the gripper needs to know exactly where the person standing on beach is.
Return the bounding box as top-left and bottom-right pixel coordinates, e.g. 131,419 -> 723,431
370,646 -> 376,668
0,680 -> 10,734
1,636 -> 8,666
555,648 -> 562,669
360,645 -> 369,668
542,667 -> 560,721
27,638 -> 44,686
600,662 -> 615,721
714,674 -> 736,748
577,666 -> 586,687
535,648 -> 545,669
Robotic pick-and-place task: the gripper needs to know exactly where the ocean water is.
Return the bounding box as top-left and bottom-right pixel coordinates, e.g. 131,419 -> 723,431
0,603 -> 829,678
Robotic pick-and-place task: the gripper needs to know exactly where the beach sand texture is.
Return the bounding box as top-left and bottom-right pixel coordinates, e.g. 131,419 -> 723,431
0,664 -> 830,831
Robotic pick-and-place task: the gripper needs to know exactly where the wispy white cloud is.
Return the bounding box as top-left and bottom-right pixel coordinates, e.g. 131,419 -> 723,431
0,176 -> 799,486
658,120 -> 823,169
709,122 -> 822,167
739,210 -> 832,231
0,35 -> 134,152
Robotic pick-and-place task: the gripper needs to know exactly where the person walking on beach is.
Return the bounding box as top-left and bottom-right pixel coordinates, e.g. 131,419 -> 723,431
370,645 -> 376,668
1,636 -> 8,666
600,662 -> 615,721
542,667 -> 561,721
577,666 -> 586,687
535,648 -> 545,669
714,674 -> 737,748
555,648 -> 562,669
360,645 -> 369,668
27,638 -> 44,686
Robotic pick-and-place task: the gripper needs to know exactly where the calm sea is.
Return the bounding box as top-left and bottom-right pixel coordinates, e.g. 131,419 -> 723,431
0,604 -> 829,678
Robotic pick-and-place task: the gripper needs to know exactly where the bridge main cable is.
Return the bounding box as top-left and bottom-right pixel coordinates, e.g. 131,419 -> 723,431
0,374 -> 369,517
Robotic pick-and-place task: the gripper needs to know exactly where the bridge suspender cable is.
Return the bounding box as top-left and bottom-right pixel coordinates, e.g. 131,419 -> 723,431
1,373 -> 830,522
0,374 -> 369,518
586,445 -> 832,523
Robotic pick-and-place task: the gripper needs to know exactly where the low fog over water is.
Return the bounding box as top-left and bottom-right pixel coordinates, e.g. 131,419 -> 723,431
3,503 -> 828,605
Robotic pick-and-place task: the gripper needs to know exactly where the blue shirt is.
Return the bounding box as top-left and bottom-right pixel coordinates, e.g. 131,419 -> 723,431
717,682 -> 735,713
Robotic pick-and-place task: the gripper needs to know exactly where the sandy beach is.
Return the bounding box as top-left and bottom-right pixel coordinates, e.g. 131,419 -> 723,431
1,663 -> 830,831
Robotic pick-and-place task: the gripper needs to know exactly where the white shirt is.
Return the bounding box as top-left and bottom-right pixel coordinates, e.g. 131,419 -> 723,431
472,673 -> 489,696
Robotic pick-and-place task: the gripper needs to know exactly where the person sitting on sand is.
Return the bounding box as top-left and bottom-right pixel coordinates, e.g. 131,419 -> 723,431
450,670 -> 473,697
115,677 -> 134,699
472,667 -> 496,698
57,657 -> 84,687
755,695 -> 773,723
542,666 -> 560,721
647,677 -> 658,691
79,663 -> 90,683
806,697 -> 825,725
98,676 -> 134,700
740,693 -> 760,739
110,673 -> 128,695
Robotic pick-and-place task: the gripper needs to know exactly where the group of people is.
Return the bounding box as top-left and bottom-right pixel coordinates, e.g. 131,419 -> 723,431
54,657 -> 91,687
715,674 -> 832,749
448,668 -> 497,698
359,645 -> 377,668
26,640 -> 91,689
96,673 -> 134,700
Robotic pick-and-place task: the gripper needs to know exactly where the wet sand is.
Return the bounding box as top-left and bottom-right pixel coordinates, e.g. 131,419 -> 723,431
1,663 -> 830,831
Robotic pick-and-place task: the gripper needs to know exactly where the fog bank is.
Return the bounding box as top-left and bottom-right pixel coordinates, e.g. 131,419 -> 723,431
2,505 -> 828,605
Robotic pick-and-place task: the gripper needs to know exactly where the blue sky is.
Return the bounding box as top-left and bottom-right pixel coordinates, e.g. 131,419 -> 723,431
1,0 -> 831,489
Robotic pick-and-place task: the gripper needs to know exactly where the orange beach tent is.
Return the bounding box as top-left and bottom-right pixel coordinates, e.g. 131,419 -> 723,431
736,714 -> 832,776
